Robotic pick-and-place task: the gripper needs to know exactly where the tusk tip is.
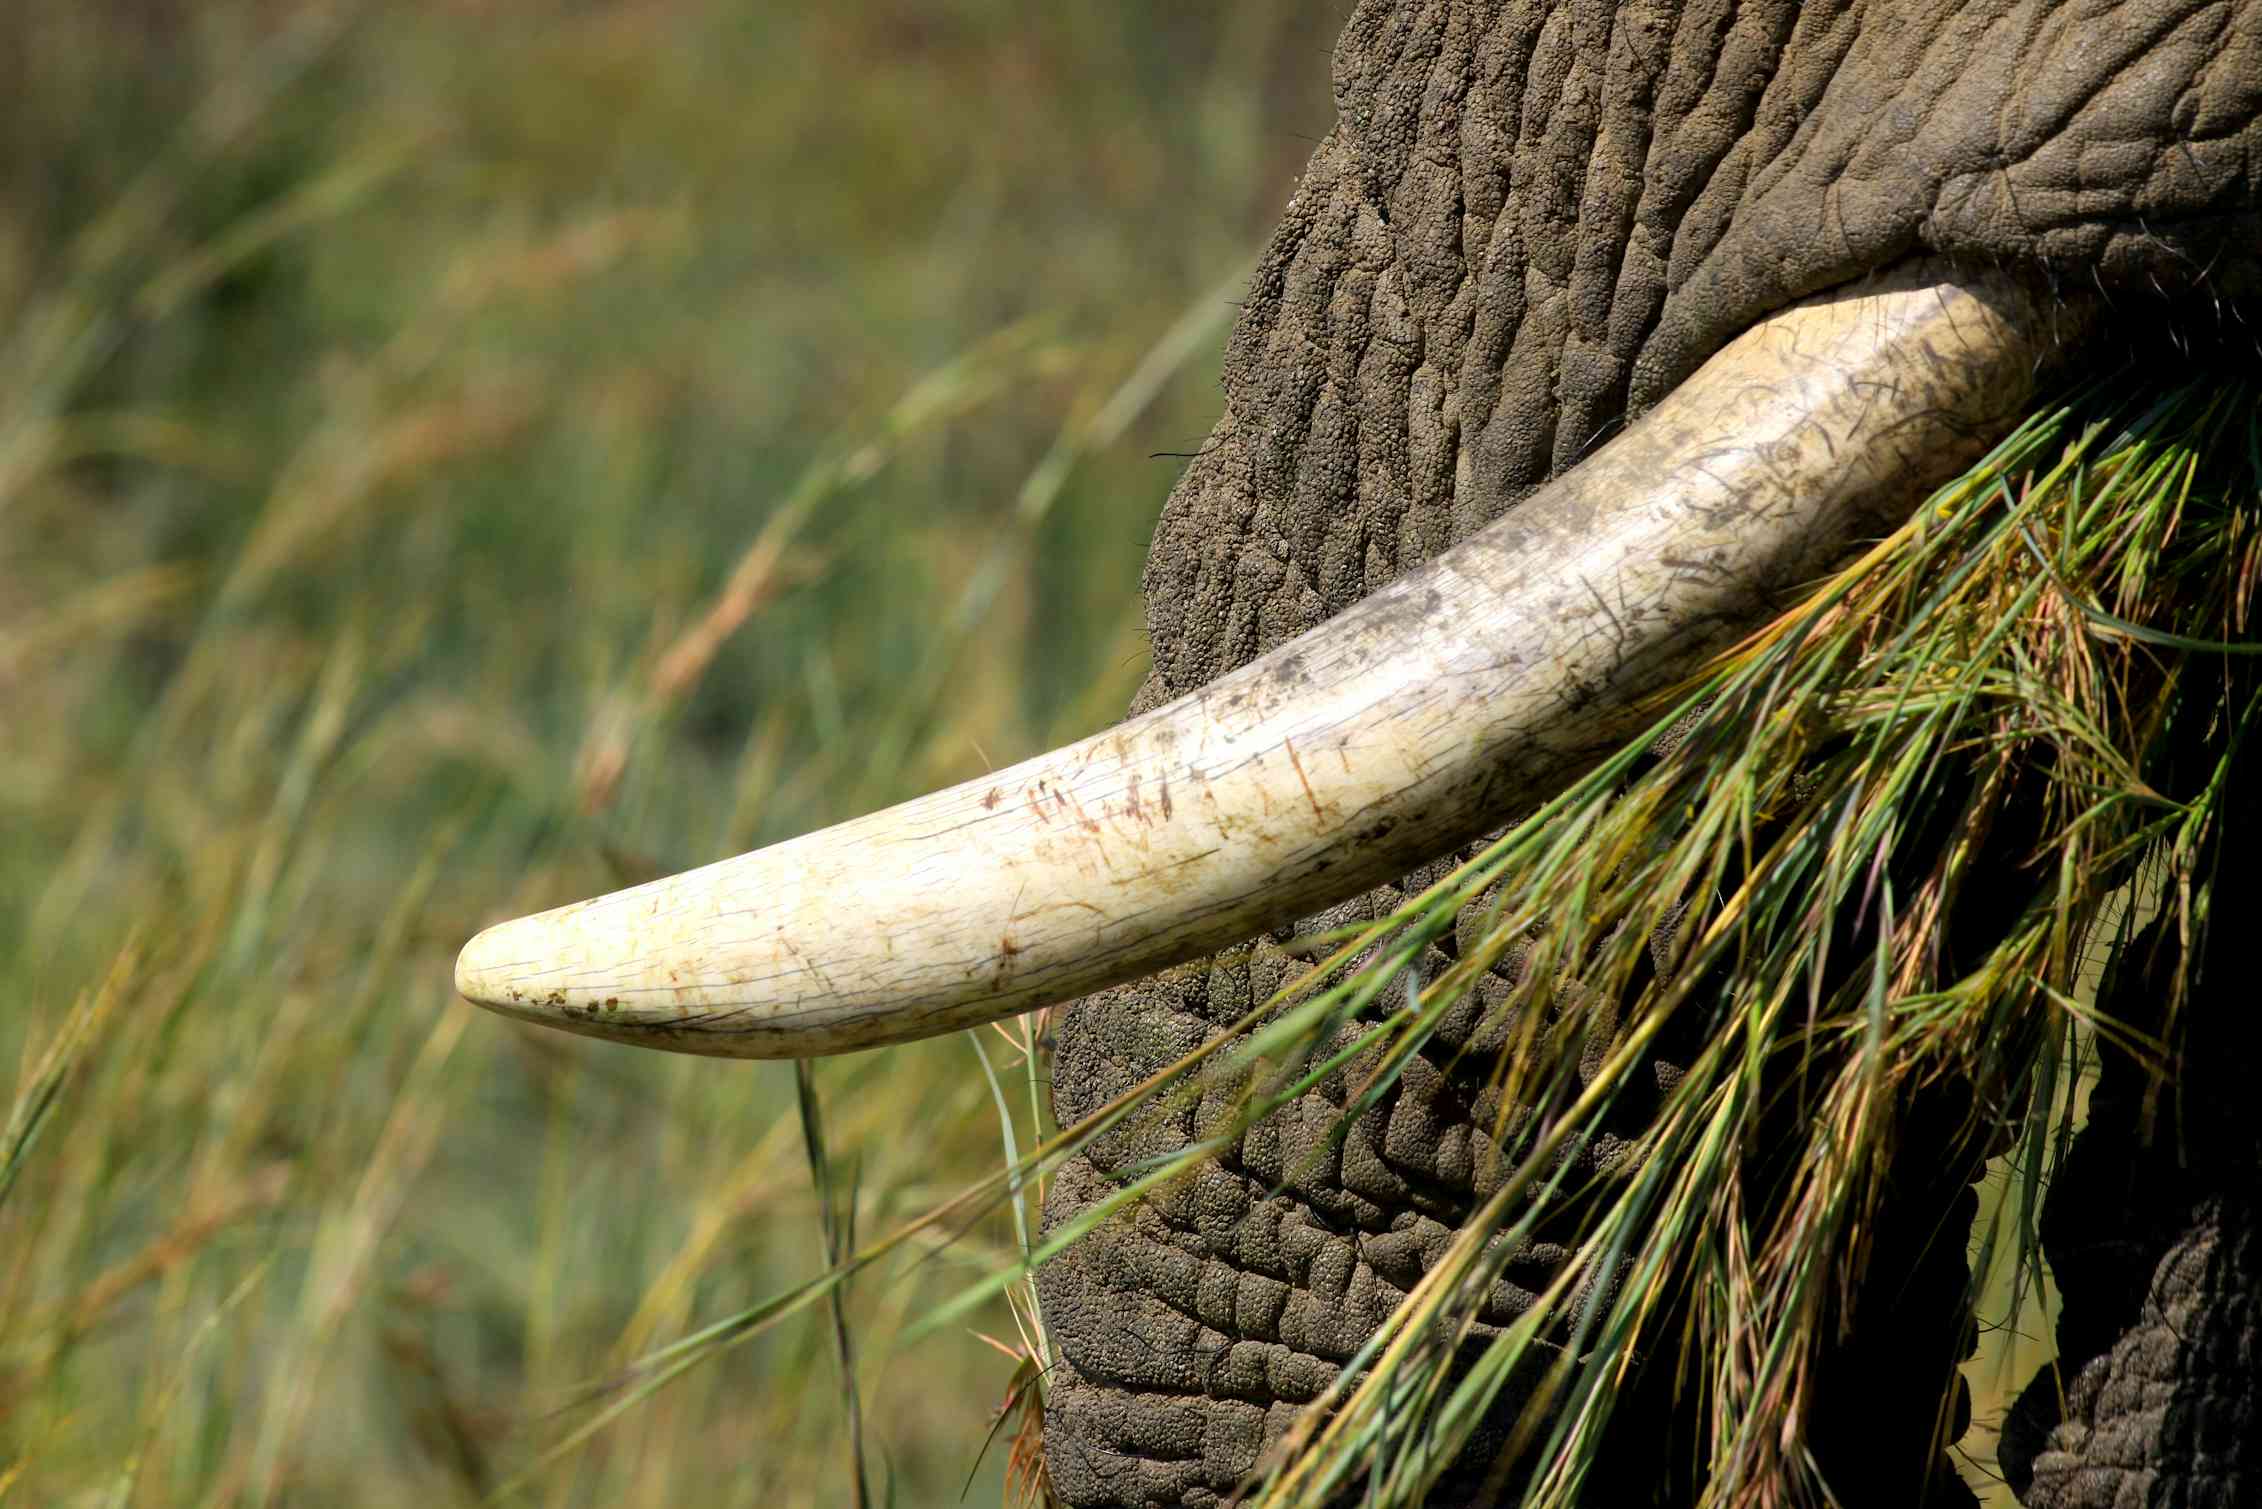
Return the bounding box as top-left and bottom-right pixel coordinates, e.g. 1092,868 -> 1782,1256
451,896 -> 777,1058
454,915 -> 539,1016
454,909 -> 606,1028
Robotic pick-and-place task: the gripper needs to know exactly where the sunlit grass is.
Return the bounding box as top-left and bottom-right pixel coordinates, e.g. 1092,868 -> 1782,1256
0,3 -> 1328,1504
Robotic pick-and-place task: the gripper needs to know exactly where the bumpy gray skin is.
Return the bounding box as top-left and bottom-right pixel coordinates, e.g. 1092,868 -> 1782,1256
1038,3 -> 2262,1505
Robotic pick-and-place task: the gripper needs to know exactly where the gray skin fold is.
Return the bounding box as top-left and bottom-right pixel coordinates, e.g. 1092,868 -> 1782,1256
454,260 -> 2078,1059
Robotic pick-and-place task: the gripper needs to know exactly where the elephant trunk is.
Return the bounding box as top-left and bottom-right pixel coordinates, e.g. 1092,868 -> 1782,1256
455,261 -> 2080,1059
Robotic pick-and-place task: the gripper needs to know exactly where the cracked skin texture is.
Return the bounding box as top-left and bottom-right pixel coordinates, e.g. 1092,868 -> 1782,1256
1038,2 -> 2261,1504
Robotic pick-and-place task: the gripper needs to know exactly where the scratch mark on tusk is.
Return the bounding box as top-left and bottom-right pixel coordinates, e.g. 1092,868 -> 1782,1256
1284,736 -> 1325,823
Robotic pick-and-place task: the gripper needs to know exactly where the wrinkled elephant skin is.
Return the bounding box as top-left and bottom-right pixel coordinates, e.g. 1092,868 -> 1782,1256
1039,3 -> 2259,1507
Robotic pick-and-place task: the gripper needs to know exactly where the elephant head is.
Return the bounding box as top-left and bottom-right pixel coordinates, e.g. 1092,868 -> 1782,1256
458,3 -> 2260,1505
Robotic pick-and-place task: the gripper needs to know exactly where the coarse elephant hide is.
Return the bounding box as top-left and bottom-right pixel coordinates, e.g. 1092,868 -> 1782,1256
1038,3 -> 2257,1507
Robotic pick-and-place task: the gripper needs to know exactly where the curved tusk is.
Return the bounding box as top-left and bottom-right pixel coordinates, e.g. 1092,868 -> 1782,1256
458,262 -> 2079,1058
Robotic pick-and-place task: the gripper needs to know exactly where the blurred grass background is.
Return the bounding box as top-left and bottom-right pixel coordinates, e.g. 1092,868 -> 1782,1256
0,2 -> 2071,1505
0,2 -> 1332,1503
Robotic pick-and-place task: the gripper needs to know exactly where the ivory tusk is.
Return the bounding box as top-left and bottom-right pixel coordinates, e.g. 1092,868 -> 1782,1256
456,262 -> 2078,1058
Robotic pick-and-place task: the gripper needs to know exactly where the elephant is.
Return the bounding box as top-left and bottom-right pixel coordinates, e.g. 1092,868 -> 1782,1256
457,2 -> 2261,1505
